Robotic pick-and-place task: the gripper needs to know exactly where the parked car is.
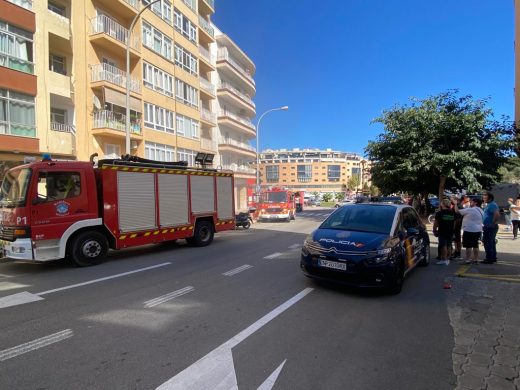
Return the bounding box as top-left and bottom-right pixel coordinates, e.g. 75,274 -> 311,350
300,203 -> 430,294
334,198 -> 356,208
370,196 -> 405,204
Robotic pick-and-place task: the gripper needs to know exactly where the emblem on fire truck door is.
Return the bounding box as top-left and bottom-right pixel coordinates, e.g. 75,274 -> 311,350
55,201 -> 70,216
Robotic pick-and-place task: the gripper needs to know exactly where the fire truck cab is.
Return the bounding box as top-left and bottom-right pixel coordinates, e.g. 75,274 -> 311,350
0,156 -> 235,266
257,187 -> 296,222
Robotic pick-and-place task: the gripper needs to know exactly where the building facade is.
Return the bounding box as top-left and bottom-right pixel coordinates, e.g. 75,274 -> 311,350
212,26 -> 256,211
258,148 -> 370,194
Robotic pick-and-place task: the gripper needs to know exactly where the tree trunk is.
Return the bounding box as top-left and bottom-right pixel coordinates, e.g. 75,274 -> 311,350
438,175 -> 446,201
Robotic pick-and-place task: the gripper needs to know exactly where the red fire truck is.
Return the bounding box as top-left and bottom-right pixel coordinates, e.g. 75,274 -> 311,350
0,155 -> 235,266
257,187 -> 296,222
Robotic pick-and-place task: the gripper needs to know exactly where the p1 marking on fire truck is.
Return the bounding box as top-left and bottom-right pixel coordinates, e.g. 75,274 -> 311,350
257,187 -> 296,222
0,155 -> 235,266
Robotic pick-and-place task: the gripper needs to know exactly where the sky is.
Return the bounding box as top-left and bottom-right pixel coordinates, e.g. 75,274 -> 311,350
212,0 -> 515,155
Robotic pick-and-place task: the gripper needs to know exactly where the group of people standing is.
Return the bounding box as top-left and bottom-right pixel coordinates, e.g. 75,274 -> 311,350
432,192 -> 518,265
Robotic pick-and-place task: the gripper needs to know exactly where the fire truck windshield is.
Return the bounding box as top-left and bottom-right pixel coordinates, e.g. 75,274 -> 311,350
0,168 -> 32,208
260,192 -> 287,204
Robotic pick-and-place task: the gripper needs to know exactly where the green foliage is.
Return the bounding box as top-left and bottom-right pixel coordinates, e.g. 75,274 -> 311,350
365,91 -> 515,198
312,191 -> 319,199
370,185 -> 380,196
335,192 -> 345,201
347,176 -> 360,191
322,193 -> 333,202
498,157 -> 520,184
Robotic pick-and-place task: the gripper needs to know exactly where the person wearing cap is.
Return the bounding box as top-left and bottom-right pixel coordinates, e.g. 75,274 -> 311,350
453,197 -> 484,264
433,198 -> 456,265
481,192 -> 500,264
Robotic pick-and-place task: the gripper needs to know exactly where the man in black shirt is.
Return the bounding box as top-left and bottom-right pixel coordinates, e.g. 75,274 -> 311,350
433,199 -> 456,265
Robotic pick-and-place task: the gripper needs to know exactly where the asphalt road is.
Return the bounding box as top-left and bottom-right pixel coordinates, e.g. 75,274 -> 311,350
0,208 -> 456,389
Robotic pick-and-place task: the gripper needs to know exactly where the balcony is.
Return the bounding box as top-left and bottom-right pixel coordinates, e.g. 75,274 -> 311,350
201,137 -> 217,152
92,110 -> 142,139
199,45 -> 215,71
198,0 -> 215,17
51,122 -> 76,134
217,81 -> 255,116
89,15 -> 139,55
48,9 -> 71,39
102,0 -> 139,19
49,123 -> 75,156
222,164 -> 256,176
218,109 -> 256,137
91,63 -> 141,94
218,138 -> 256,158
217,48 -> 255,93
198,16 -> 215,43
199,77 -> 215,99
200,108 -> 216,125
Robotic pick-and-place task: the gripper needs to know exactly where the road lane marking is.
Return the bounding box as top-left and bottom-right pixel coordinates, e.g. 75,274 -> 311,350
0,291 -> 43,309
257,359 -> 287,390
144,286 -> 194,308
288,244 -> 301,250
223,265 -> 253,277
156,288 -> 313,390
0,329 -> 73,362
0,262 -> 171,310
263,253 -> 282,260
38,262 -> 171,295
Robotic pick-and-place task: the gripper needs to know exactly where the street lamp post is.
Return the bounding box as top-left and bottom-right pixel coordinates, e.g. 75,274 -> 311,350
255,106 -> 288,194
125,0 -> 162,155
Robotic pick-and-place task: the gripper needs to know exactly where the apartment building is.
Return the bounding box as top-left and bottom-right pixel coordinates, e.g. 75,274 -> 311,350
0,0 -> 38,175
212,25 -> 257,210
258,148 -> 371,194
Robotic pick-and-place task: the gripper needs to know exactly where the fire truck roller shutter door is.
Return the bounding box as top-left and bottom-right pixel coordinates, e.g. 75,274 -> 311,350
118,172 -> 157,232
190,175 -> 215,214
217,176 -> 233,220
158,174 -> 189,226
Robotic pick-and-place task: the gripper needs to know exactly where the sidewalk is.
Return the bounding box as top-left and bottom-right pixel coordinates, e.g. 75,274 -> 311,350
440,225 -> 520,390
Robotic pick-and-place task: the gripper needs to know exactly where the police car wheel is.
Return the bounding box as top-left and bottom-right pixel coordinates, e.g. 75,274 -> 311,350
70,231 -> 108,267
419,244 -> 430,267
387,259 -> 405,295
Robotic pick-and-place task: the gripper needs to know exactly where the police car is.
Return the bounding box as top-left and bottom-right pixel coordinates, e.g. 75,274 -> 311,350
300,203 -> 430,294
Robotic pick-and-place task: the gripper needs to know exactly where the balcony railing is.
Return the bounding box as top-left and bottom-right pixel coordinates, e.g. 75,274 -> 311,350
51,122 -> 76,134
90,15 -> 139,50
218,82 -> 255,107
217,48 -> 255,85
201,137 -> 217,151
93,110 -> 141,134
91,63 -> 141,94
200,108 -> 216,124
218,110 -> 256,131
198,16 -> 215,38
6,0 -> 32,10
199,77 -> 215,95
222,164 -> 255,175
199,45 -> 214,64
219,138 -> 256,152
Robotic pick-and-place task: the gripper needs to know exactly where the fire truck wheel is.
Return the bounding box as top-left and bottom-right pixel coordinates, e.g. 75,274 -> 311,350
70,231 -> 108,267
187,221 -> 214,247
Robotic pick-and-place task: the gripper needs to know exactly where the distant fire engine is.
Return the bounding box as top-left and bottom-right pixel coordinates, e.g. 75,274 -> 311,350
257,187 -> 296,222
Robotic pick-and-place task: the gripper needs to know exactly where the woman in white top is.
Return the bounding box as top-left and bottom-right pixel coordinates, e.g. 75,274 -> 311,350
452,197 -> 484,264
511,198 -> 520,240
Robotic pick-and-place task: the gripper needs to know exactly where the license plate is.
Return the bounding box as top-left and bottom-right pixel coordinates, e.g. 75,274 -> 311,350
318,259 -> 347,271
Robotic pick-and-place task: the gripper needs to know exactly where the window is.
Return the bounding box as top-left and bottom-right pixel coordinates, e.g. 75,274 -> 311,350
174,44 -> 197,75
175,79 -> 198,107
142,22 -> 172,60
49,54 -> 66,75
0,21 -> 34,74
173,8 -> 197,42
48,2 -> 66,16
352,167 -> 361,179
145,142 -> 175,162
0,89 -> 36,137
143,62 -> 174,97
177,148 -> 197,166
176,114 -> 199,139
144,102 -> 174,133
265,166 -> 279,183
143,0 -> 172,25
181,0 -> 196,11
50,108 -> 66,125
105,144 -> 121,159
36,172 -> 81,202
297,165 -> 312,183
327,165 -> 341,182
6,0 -> 32,10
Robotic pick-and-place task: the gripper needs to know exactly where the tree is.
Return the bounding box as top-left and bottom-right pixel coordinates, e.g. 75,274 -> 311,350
365,91 -> 515,199
322,193 -> 333,202
369,185 -> 380,196
347,176 -> 360,191
498,157 -> 520,184
335,192 -> 345,201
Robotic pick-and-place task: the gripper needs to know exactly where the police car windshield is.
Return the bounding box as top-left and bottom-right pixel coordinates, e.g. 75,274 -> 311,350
320,205 -> 395,234
0,168 -> 32,208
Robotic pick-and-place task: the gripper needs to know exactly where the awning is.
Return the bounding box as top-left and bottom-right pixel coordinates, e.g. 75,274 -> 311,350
103,87 -> 142,112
